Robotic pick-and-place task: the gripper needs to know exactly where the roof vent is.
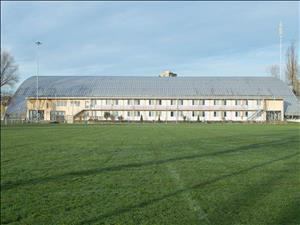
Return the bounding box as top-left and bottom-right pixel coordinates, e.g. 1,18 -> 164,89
159,70 -> 177,77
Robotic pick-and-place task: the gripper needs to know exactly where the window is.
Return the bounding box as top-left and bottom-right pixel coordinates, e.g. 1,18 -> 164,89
257,100 -> 262,106
178,100 -> 184,105
235,111 -> 240,117
224,100 -> 227,105
214,111 -> 217,117
90,99 -> 97,107
134,99 -> 140,105
214,100 -> 218,105
114,100 -> 118,105
192,100 -> 198,105
170,111 -> 174,117
171,100 -> 176,105
112,111 -> 118,116
245,111 -> 248,117
71,101 -> 80,107
149,111 -> 156,117
200,100 -> 205,105
157,99 -> 162,105
235,100 -> 241,105
245,100 -> 248,105
50,111 -> 65,121
106,99 -> 112,105
127,99 -> 133,105
29,110 -> 45,120
127,111 -> 130,117
202,111 -> 205,117
192,111 -> 195,117
223,111 -> 227,117
56,100 -> 67,107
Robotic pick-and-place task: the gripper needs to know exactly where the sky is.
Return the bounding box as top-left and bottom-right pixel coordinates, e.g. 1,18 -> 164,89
1,1 -> 299,87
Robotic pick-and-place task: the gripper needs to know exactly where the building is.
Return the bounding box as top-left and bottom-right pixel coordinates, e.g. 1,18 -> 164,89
6,76 -> 300,123
159,70 -> 177,77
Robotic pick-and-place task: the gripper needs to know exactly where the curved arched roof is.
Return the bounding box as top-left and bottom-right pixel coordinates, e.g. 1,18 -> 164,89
6,76 -> 300,117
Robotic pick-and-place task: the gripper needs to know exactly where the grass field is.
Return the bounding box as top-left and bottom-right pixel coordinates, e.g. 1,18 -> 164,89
1,123 -> 300,225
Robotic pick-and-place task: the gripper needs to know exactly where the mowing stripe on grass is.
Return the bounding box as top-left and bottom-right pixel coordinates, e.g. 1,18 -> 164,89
166,163 -> 210,224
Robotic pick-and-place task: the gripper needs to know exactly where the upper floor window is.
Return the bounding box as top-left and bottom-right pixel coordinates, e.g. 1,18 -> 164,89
114,100 -> 118,105
134,99 -> 140,105
90,99 -> 96,107
149,100 -> 154,105
56,100 -> 67,107
235,100 -> 241,105
70,100 -> 80,107
223,100 -> 227,105
245,100 -> 248,105
257,100 -> 262,106
178,100 -> 184,105
127,99 -> 133,105
171,100 -> 176,105
157,99 -> 162,105
106,99 -> 112,105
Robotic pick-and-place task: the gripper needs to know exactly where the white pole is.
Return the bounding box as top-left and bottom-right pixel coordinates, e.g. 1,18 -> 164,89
279,22 -> 283,81
35,41 -> 42,122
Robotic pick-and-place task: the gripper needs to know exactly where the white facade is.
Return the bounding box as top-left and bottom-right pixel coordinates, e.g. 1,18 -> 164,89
27,97 -> 284,123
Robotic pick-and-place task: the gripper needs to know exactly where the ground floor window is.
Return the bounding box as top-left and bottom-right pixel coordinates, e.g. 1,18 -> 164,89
29,110 -> 44,121
170,111 -> 174,117
50,111 -> 65,121
266,111 -> 281,121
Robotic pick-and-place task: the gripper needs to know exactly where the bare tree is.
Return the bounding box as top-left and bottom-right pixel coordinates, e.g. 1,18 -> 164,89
1,51 -> 19,87
285,42 -> 299,95
267,65 -> 280,78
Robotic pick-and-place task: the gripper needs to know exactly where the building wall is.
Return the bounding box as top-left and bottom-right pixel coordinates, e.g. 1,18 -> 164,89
26,98 -> 284,123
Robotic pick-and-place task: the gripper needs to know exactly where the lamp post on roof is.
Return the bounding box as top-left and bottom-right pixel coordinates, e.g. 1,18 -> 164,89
35,41 -> 42,122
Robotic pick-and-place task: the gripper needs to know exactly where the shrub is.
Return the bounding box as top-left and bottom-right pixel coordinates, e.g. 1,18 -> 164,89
104,112 -> 110,120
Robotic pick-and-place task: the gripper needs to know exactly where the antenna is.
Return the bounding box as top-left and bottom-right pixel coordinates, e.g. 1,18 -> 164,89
279,22 -> 283,81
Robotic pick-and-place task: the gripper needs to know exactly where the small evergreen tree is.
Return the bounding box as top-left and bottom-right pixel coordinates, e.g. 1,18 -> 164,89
104,112 -> 110,120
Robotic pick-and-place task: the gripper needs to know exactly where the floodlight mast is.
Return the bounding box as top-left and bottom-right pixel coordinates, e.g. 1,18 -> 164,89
279,22 -> 283,81
35,41 -> 42,122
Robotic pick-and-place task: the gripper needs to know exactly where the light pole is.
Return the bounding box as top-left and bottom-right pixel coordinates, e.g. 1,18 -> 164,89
35,41 -> 42,122
279,22 -> 283,81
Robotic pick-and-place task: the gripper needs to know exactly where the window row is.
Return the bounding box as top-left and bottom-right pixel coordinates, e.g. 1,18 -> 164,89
90,99 -> 263,106
82,111 -> 253,118
53,99 -> 263,107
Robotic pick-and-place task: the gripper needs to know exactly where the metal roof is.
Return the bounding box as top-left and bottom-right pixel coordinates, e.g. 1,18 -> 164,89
6,76 -> 300,117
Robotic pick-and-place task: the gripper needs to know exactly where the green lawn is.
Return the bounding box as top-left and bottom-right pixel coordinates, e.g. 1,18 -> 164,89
1,123 -> 300,225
